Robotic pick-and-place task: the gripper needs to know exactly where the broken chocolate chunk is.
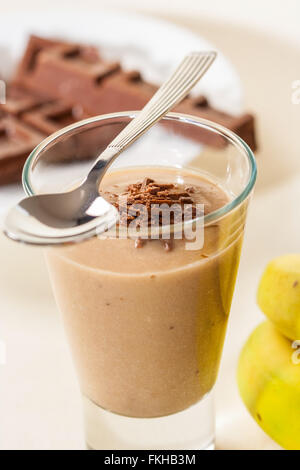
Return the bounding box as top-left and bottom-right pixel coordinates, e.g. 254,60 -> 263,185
0,34 -> 257,185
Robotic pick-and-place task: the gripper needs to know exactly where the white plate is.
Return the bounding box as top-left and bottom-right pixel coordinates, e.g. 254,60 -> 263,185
0,10 -> 244,216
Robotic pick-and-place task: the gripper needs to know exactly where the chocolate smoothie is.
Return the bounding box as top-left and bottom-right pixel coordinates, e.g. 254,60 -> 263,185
46,166 -> 244,418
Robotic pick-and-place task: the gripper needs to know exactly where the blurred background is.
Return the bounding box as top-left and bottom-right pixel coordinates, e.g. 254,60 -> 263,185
2,0 -> 300,44
0,0 -> 299,450
1,0 -> 300,40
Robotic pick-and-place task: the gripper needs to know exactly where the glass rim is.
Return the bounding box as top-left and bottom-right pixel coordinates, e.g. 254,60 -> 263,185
22,111 -> 257,227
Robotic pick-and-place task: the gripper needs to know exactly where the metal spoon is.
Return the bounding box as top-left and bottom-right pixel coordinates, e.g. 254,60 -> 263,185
3,51 -> 216,246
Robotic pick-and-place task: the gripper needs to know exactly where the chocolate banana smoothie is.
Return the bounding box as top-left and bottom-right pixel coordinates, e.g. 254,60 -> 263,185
46,166 -> 244,418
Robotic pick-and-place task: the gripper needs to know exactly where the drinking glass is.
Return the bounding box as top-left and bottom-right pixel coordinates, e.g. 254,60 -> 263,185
23,111 -> 256,450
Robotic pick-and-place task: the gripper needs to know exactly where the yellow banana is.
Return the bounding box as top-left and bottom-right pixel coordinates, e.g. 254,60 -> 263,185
237,321 -> 300,450
257,254 -> 300,340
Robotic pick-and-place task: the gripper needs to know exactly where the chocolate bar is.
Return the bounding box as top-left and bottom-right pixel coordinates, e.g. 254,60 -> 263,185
14,35 -> 68,87
23,101 -> 90,135
98,73 -> 257,149
0,115 -> 45,184
14,39 -> 256,149
175,97 -> 256,148
0,84 -> 51,116
0,35 -> 257,185
17,42 -> 121,104
96,70 -> 158,113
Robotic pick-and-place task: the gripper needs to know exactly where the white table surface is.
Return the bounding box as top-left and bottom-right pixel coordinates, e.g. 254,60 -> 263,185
1,3 -> 299,450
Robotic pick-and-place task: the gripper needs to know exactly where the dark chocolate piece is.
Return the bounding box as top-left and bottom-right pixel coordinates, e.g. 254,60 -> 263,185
96,70 -> 158,113
14,35 -> 68,87
174,98 -> 257,150
0,84 -> 50,116
0,115 -> 45,184
23,101 -> 90,135
17,42 -> 121,103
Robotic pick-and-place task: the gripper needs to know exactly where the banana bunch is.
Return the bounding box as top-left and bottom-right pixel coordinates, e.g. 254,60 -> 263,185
237,254 -> 300,450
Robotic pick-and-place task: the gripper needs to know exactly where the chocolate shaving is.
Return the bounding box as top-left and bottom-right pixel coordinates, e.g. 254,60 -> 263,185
162,239 -> 173,252
101,177 -> 201,251
185,186 -> 195,193
141,177 -> 154,191
104,178 -> 198,228
180,197 -> 193,203
134,238 -> 144,249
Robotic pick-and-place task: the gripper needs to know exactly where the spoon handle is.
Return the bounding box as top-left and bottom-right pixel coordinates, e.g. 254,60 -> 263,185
91,51 -> 216,175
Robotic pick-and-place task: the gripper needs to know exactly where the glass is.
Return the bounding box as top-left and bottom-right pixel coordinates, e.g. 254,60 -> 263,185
23,112 -> 256,450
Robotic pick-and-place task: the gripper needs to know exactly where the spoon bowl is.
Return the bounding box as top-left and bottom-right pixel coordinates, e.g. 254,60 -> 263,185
4,186 -> 119,245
